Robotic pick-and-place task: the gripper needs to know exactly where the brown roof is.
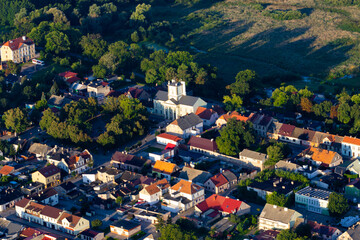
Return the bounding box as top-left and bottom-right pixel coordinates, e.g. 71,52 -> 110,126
171,179 -> 203,195
41,205 -> 63,219
157,133 -> 183,142
38,165 -> 60,178
209,173 -> 229,187
218,111 -> 248,123
0,165 -> 14,175
144,179 -> 169,195
196,107 -> 217,120
15,198 -> 30,208
57,212 -> 81,227
188,136 -> 218,152
279,124 -> 296,137
2,36 -> 34,51
291,128 -> 316,141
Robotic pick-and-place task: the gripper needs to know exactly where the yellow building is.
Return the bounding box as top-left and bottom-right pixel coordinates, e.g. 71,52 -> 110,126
31,165 -> 61,188
1,36 -> 35,63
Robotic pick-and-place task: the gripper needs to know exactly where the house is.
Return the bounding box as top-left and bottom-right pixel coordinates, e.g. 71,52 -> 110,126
139,179 -> 170,205
248,113 -> 273,137
0,165 -> 14,176
342,136 -> 360,158
47,95 -> 72,109
87,81 -> 111,101
162,179 -> 205,213
275,161 -> 301,172
259,204 -> 303,230
222,170 -> 238,187
338,223 -> 360,240
188,136 -> 218,155
110,151 -> 150,172
290,128 -> 316,146
277,124 -> 296,143
345,179 -> 360,201
195,107 -> 219,127
97,167 -> 122,183
110,220 -> 141,238
254,230 -> 280,240
307,220 -> 342,240
300,147 -> 343,168
195,194 -> 250,217
300,165 -> 322,179
153,80 -> 207,120
156,133 -> 184,146
82,169 -> 98,184
28,143 -> 51,160
58,71 -> 80,86
148,146 -> 175,162
166,113 -> 203,138
0,218 -> 23,240
346,159 -> 360,175
215,111 -> 249,127
0,36 -> 35,63
30,187 -> 58,206
295,186 -> 331,215
312,132 -> 343,153
15,198 -> 90,235
311,173 -> 347,192
79,229 -> 104,240
55,181 -> 77,197
204,173 -> 230,194
126,87 -> 151,101
247,178 -> 302,200
152,161 -> 180,180
31,165 -> 61,188
238,149 -> 267,170
21,182 -> 44,196
0,189 -> 24,212
178,166 -> 212,186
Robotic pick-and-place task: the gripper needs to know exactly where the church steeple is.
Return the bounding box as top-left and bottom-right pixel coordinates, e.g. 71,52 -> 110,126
168,79 -> 186,101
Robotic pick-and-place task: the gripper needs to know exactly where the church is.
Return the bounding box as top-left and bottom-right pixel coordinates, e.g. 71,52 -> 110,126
153,80 -> 207,120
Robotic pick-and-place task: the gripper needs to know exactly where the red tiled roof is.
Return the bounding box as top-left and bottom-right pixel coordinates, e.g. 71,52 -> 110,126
165,143 -> 176,150
209,173 -> 228,187
157,133 -> 183,142
20,227 -> 43,237
196,194 -> 243,214
128,88 -> 144,99
58,71 -> 77,78
2,36 -> 34,51
0,165 -> 14,175
196,107 -> 216,120
15,198 -> 30,208
343,136 -> 360,146
308,221 -> 339,236
279,124 -> 296,137
66,76 -> 81,84
188,136 -> 218,152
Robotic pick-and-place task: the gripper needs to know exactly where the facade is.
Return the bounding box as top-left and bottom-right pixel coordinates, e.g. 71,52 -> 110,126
166,113 -> 203,138
188,136 -> 218,155
153,80 -> 207,120
110,220 -> 141,238
97,168 -> 122,183
342,136 -> 360,158
31,188 -> 59,206
259,204 -> 303,230
139,179 -> 170,205
195,107 -> 219,127
15,198 -> 90,235
31,165 -> 61,188
156,133 -> 184,146
1,36 -> 35,63
295,186 -> 331,215
204,173 -> 230,194
79,229 -> 104,240
248,113 -> 273,137
0,189 -> 24,212
238,149 -> 267,170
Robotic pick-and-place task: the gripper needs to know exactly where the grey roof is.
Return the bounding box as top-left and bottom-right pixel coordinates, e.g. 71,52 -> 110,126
295,186 -> 331,200
28,143 -> 51,156
47,95 -> 72,107
98,167 -> 121,176
260,204 -> 301,224
275,161 -> 300,171
222,170 -> 237,182
178,167 -> 212,185
344,223 -> 360,240
0,189 -> 24,205
347,160 -> 360,174
239,149 -> 267,162
178,95 -> 202,106
0,218 -> 23,236
112,220 -> 140,230
154,90 -> 168,101
170,113 -> 202,130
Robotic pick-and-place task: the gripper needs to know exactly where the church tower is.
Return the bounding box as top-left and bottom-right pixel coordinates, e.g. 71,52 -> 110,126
167,79 -> 186,101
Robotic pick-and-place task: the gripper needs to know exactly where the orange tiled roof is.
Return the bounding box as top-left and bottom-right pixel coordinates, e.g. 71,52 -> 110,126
2,36 -> 34,51
153,161 -> 177,175
308,147 -> 338,165
144,178 -> 169,195
196,107 -> 216,120
219,111 -> 248,123
0,165 -> 14,175
343,136 -> 360,146
171,179 -> 203,195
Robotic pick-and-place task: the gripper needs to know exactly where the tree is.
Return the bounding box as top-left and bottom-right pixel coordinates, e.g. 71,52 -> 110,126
298,87 -> 313,98
2,108 -> 29,133
266,192 -> 287,206
80,34 -> 107,60
45,31 -> 70,54
266,145 -> 284,165
300,97 -> 313,113
228,69 -> 256,97
130,3 -> 151,26
223,94 -> 243,111
7,61 -> 21,75
91,219 -> 102,229
50,81 -> 59,96
97,131 -> 115,147
92,65 -> 107,78
116,196 -> 123,206
131,31 -> 140,42
158,224 -> 196,240
277,230 -> 303,240
40,109 -> 59,131
328,192 -> 349,217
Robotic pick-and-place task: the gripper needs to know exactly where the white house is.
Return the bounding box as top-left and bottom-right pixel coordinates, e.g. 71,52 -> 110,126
165,113 -> 203,138
259,204 -> 303,231
295,186 -> 331,215
138,179 -> 170,205
156,133 -> 184,146
153,80 -> 207,120
342,136 -> 360,158
195,107 -> 219,127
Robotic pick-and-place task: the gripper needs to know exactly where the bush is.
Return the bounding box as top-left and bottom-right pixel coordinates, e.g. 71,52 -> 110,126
262,10 -> 307,20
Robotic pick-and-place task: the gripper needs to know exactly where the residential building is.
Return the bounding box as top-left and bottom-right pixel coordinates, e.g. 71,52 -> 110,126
345,179 -> 360,201
1,36 -> 35,63
204,173 -> 230,194
195,107 -> 219,127
247,178 -> 302,200
346,159 -> 360,175
139,179 -> 170,205
166,113 -> 203,138
338,223 -> 360,240
290,127 -> 316,146
97,167 -> 122,183
342,136 -> 360,158
188,136 -> 218,155
47,95 -> 72,109
58,71 -> 80,86
0,189 -> 24,212
259,204 -> 303,230
295,186 -> 331,215
275,161 -> 301,172
15,198 -> 90,235
0,218 -> 23,240
277,124 -> 296,143
21,182 -> 44,196
300,147 -> 343,168
125,87 -> 151,101
28,143 -> 51,160
111,151 -> 150,172
30,188 -> 58,206
178,166 -> 212,186
239,149 -> 267,170
156,133 -> 184,146
79,229 -> 104,240
153,80 -> 207,120
215,111 -> 249,127
82,169 -> 97,184
87,81 -> 111,101
31,165 -> 61,188
222,170 -> 238,187
110,220 -> 141,238
248,113 -> 273,137
152,161 -> 180,180
195,194 -> 250,217
55,181 -> 77,197
162,179 -> 205,213
307,220 -> 342,240
312,132 -> 343,153
0,165 -> 14,176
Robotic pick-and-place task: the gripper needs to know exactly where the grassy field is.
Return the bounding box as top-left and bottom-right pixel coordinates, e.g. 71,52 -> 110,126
151,0 -> 360,88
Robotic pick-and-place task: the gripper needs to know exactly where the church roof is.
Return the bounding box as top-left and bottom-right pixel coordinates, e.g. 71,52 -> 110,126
154,90 -> 204,106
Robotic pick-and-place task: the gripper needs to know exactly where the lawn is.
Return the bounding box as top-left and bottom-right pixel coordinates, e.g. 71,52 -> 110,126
144,146 -> 162,153
31,64 -> 68,81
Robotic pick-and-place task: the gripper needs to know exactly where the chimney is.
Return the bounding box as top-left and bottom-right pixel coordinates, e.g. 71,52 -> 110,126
22,36 -> 26,41
211,139 -> 214,142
